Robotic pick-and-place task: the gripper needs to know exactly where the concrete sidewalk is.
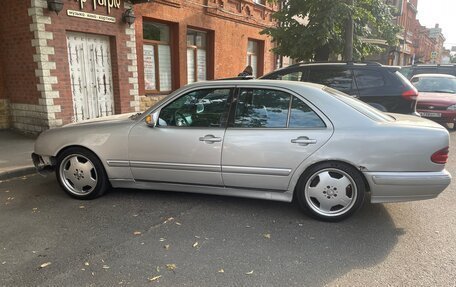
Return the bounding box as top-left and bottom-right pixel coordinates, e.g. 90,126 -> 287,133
0,130 -> 37,180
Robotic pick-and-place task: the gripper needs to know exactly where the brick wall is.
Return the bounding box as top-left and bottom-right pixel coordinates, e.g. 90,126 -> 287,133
134,0 -> 278,110
45,0 -> 139,125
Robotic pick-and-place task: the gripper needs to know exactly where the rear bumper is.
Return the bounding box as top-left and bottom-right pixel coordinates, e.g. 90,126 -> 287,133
364,170 -> 451,203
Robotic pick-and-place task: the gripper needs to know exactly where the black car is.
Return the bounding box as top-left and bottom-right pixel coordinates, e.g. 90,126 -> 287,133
260,62 -> 418,114
400,64 -> 456,79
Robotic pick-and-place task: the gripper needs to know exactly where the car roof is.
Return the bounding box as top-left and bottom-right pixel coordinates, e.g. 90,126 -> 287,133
188,79 -> 327,90
411,73 -> 456,79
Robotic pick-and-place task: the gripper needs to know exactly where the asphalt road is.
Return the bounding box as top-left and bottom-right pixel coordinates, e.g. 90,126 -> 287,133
1,133 -> 456,286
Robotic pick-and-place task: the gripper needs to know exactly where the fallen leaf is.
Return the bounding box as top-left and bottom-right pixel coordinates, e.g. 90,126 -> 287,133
156,266 -> 160,272
79,205 -> 85,209
2,261 -> 6,265
81,268 -> 85,271
163,217 -> 174,224
245,225 -> 251,228
102,265 -> 110,269
159,238 -> 166,242
192,242 -> 199,248
148,275 -> 162,282
194,235 -> 200,239
245,270 -> 254,275
175,222 -> 181,226
165,264 -> 176,271
218,269 -> 224,273
133,214 -> 139,217
263,233 -> 271,239
40,262 -> 51,268
164,244 -> 170,250
84,262 -> 89,266
133,231 -> 142,235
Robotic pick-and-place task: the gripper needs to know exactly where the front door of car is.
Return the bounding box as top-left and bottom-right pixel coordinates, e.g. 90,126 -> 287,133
221,87 -> 333,191
128,87 -> 233,186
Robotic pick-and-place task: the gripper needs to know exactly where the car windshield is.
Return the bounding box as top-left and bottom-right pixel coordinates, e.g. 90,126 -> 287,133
324,87 -> 395,122
411,77 -> 456,94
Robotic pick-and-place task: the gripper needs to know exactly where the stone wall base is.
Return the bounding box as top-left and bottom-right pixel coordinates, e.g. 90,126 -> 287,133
140,95 -> 167,111
10,103 -> 49,134
0,99 -> 10,129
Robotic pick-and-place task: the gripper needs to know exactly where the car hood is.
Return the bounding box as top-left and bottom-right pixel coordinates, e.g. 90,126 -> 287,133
418,92 -> 456,106
63,112 -> 138,127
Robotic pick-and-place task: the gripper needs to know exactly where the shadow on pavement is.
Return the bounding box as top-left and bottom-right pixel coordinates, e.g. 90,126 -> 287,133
0,175 -> 401,286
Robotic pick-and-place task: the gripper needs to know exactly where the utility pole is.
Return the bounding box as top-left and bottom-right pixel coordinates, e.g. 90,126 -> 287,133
344,0 -> 354,61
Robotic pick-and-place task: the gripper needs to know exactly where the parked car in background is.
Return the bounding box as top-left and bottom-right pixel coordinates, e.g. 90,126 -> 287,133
411,74 -> 456,129
400,64 -> 456,79
32,80 -> 451,222
260,62 -> 419,115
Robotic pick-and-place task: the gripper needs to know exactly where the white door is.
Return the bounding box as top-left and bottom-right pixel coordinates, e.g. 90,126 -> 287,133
67,32 -> 114,122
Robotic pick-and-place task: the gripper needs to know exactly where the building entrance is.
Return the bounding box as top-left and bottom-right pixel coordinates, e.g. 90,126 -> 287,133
67,32 -> 114,122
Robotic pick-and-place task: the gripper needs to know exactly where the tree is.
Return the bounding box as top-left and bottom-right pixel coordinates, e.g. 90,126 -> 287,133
262,0 -> 399,62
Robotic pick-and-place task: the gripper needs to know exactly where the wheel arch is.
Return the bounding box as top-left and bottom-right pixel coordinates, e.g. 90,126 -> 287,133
293,160 -> 371,200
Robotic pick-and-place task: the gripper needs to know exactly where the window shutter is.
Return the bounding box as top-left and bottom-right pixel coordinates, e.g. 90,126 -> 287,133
187,48 -> 195,84
197,49 -> 206,81
158,45 -> 172,91
143,44 -> 156,90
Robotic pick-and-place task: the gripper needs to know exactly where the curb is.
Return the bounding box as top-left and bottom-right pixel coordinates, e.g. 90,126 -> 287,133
0,166 -> 37,181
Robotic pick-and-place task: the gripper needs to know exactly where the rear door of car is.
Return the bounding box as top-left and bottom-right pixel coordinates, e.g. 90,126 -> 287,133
221,85 -> 333,191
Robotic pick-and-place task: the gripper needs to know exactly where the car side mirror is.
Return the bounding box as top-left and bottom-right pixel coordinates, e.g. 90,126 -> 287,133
145,114 -> 156,128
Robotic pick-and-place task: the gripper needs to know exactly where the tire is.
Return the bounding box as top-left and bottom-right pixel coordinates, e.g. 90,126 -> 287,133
296,162 -> 365,222
56,147 -> 109,200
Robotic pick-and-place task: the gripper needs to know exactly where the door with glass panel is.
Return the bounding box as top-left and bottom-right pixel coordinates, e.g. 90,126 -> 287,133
221,87 -> 333,191
67,32 -> 114,122
129,87 -> 233,186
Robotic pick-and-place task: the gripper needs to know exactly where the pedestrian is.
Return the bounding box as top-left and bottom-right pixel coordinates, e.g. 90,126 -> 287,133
238,65 -> 253,77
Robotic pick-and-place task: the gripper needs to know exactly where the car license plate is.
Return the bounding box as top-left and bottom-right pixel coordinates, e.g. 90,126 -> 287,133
419,112 -> 442,118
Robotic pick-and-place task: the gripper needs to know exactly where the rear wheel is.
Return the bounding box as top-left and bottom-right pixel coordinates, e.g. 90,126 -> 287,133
296,162 -> 365,222
56,147 -> 109,200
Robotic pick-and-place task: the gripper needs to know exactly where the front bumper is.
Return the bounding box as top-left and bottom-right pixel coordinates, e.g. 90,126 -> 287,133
31,153 -> 55,175
364,170 -> 451,203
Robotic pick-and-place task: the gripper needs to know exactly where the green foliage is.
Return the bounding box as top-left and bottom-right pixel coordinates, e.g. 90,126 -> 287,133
262,0 -> 399,61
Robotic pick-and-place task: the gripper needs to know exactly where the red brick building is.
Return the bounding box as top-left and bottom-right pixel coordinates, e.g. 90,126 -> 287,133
0,0 -> 277,134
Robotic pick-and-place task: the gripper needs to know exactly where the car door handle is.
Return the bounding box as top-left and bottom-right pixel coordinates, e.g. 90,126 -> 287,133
199,135 -> 222,144
291,137 -> 317,146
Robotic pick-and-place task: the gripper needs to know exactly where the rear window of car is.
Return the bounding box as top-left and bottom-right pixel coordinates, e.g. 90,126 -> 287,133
324,87 -> 394,122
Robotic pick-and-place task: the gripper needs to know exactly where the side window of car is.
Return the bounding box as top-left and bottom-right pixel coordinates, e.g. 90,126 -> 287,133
399,67 -> 412,79
438,67 -> 455,76
415,68 -> 437,75
308,68 -> 354,94
234,89 -> 291,128
263,68 -> 305,81
158,88 -> 231,127
354,69 -> 385,89
289,96 -> 326,128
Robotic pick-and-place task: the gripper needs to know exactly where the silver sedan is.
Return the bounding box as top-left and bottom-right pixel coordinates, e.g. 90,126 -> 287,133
32,80 -> 451,221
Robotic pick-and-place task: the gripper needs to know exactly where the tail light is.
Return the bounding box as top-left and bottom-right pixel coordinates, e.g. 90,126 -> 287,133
431,147 -> 449,164
402,87 -> 419,101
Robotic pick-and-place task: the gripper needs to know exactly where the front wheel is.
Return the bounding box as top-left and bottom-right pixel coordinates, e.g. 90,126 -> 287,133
56,147 -> 109,200
296,162 -> 365,222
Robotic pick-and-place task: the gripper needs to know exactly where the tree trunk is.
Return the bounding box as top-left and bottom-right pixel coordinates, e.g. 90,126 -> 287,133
343,0 -> 354,61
